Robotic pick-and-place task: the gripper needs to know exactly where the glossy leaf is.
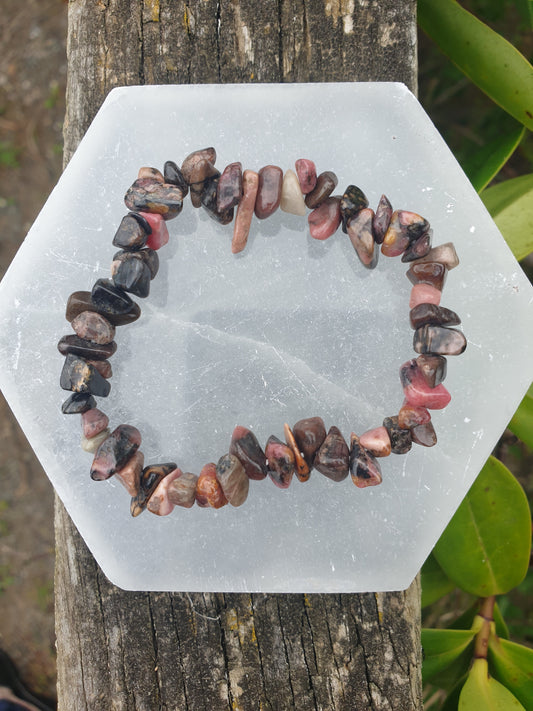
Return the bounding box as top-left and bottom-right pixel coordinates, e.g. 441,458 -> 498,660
463,120 -> 525,193
422,628 -> 474,686
508,384 -> 533,449
488,635 -> 533,709
418,0 -> 533,131
421,552 -> 456,607
448,602 -> 509,640
481,174 -> 533,260
434,457 -> 531,596
459,659 -> 525,710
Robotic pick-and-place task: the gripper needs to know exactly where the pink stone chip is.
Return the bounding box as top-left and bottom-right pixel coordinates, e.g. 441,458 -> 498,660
147,467 -> 183,516
90,424 -> 142,481
71,311 -> 115,345
115,450 -> 145,497
138,166 -> 164,182
232,170 -> 259,254
400,360 -> 451,410
409,283 -> 442,309
140,211 -> 169,250
82,408 -> 110,438
168,471 -> 198,509
413,242 -> 459,270
308,197 -> 341,240
295,158 -> 317,194
398,401 -> 431,429
359,426 -> 391,457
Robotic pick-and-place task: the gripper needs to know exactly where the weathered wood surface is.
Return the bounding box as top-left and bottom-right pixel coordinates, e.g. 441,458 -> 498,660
57,1 -> 421,709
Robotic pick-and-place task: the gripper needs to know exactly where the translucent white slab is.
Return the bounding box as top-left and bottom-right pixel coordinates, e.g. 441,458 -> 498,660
0,83 -> 531,592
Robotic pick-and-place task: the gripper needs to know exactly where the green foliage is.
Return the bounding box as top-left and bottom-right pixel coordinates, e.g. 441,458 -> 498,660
459,659 -> 525,709
433,457 -> 531,597
419,2 -> 533,709
418,0 -> 533,130
481,174 -> 533,261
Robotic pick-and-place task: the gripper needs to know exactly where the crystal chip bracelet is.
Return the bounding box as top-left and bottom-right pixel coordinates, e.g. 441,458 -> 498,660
58,148 -> 467,517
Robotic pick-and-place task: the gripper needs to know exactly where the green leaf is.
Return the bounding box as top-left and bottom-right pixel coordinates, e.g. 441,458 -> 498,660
421,552 -> 456,607
441,674 -> 468,711
433,457 -> 531,596
481,174 -> 533,260
459,659 -> 525,710
508,384 -> 533,449
448,602 -> 509,640
488,635 -> 533,709
418,0 -> 533,131
422,628 -> 475,687
463,122 -> 525,193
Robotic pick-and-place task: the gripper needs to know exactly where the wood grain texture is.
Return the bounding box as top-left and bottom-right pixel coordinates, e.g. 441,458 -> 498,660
58,1 -> 421,708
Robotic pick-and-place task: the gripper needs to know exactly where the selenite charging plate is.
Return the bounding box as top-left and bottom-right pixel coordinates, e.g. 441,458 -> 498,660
0,83 -> 532,592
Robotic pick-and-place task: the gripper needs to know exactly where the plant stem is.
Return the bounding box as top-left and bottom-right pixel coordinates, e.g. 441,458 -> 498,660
473,595 -> 496,660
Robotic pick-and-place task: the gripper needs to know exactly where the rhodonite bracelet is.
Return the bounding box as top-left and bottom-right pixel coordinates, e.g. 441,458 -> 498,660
58,148 -> 467,517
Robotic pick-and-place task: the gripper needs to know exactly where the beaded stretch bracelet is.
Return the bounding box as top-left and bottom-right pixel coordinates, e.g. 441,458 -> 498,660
58,148 -> 467,518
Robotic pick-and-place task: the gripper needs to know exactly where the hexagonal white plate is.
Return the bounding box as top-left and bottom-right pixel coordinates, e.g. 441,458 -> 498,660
0,83 -> 531,592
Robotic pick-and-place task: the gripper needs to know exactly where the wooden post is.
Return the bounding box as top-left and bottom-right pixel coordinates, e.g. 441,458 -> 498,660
56,2 -> 422,708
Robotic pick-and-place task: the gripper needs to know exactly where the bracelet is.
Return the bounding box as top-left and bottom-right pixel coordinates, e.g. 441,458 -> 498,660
58,148 -> 467,518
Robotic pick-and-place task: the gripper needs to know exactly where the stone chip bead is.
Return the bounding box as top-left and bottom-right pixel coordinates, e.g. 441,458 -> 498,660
196,462 -> 228,508
200,176 -> 234,224
87,359 -> 112,379
163,161 -> 189,196
181,147 -> 217,183
138,166 -> 164,182
81,408 -> 110,438
265,435 -> 295,489
401,229 -> 432,263
292,417 -> 326,467
113,255 -> 152,298
409,283 -> 441,309
61,392 -> 96,414
347,208 -> 378,269
283,423 -> 310,481
91,279 -> 140,325
314,426 -> 349,482
412,242 -> 459,270
81,429 -> 110,454
400,359 -> 451,410
280,169 -> 307,216
381,210 -> 429,257
112,248 -> 159,281
383,416 -> 412,455
295,159 -> 317,194
410,303 -> 461,330
216,454 -> 249,507
229,426 -> 268,480
139,212 -> 170,251
411,421 -> 438,447
90,424 -> 142,481
232,169 -> 259,254
406,261 -> 447,291
416,354 -> 447,388
147,467 -> 183,516
217,162 -> 243,212
71,311 -> 115,345
124,178 -> 184,220
398,402 -> 431,429
414,325 -> 467,356
112,213 -> 150,251
167,471 -> 198,509
340,185 -> 369,232
372,195 -> 392,244
131,462 -> 177,517
308,197 -> 341,241
358,426 -> 391,457
255,165 -> 283,219
189,160 -> 220,208
305,171 -> 338,209
66,289 -> 140,327
58,335 -> 117,361
349,434 -> 383,488
115,450 -> 145,497
60,353 -> 111,397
